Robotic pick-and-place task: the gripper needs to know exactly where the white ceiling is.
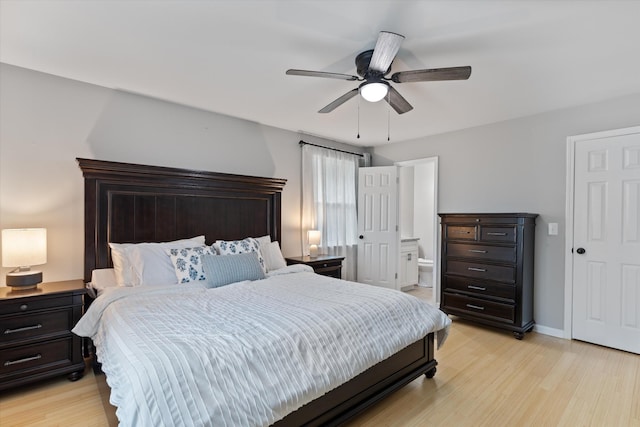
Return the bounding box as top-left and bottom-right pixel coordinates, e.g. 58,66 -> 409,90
2,1 -> 640,147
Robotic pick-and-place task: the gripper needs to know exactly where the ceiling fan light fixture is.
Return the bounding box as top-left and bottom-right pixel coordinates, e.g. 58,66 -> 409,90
360,81 -> 389,103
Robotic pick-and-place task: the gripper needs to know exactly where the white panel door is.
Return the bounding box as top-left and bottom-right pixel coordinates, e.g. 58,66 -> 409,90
572,130 -> 640,354
357,166 -> 398,289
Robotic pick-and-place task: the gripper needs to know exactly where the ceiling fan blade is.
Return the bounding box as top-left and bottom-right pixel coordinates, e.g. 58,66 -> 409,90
391,66 -> 472,83
286,69 -> 359,81
386,86 -> 413,114
368,31 -> 405,74
318,88 -> 359,113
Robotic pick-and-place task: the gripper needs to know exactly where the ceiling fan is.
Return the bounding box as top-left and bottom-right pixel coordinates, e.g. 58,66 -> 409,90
286,31 -> 471,114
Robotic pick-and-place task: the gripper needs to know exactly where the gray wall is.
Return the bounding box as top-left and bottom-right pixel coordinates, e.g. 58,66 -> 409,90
0,64 -> 364,285
372,93 -> 640,332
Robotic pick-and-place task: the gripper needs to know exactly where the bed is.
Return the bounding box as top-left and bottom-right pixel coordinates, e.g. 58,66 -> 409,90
74,158 -> 450,426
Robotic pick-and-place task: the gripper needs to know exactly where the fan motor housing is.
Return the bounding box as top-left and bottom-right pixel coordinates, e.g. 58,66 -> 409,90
356,50 -> 392,78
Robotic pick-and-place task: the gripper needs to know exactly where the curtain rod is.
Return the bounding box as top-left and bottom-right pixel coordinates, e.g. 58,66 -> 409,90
299,140 -> 364,158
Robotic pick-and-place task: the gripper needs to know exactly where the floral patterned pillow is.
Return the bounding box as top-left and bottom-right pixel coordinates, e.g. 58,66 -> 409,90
212,237 -> 266,273
166,246 -> 214,283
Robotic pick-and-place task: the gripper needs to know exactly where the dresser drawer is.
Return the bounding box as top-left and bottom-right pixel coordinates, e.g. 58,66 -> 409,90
1,309 -> 72,345
0,338 -> 74,377
1,295 -> 75,315
446,225 -> 477,241
480,226 -> 516,243
447,243 -> 516,263
443,276 -> 516,302
443,292 -> 515,324
446,260 -> 516,283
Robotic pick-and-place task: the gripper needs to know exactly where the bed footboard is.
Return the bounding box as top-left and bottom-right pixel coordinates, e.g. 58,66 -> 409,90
274,333 -> 436,426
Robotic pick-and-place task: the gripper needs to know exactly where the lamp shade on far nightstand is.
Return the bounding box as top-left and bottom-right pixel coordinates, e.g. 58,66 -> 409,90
2,228 -> 47,289
308,230 -> 321,258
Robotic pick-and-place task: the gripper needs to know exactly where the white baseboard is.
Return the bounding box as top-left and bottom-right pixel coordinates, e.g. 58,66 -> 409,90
533,324 -> 565,338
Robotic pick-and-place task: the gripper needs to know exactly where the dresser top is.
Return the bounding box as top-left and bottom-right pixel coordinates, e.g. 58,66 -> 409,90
439,213 -> 539,218
0,279 -> 85,301
285,255 -> 344,263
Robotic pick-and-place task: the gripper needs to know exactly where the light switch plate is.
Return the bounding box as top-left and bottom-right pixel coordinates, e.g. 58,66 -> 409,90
548,223 -> 559,235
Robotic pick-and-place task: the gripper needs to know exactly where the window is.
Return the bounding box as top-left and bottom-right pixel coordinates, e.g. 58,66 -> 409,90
301,144 -> 359,280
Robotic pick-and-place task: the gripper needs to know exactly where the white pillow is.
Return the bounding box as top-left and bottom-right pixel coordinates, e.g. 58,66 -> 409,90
262,241 -> 287,272
109,243 -> 136,286
254,234 -> 272,250
213,237 -> 266,273
90,268 -> 118,292
166,246 -> 214,283
109,236 -> 205,286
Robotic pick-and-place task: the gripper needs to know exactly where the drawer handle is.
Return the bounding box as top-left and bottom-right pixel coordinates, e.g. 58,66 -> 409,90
454,230 -> 471,234
4,354 -> 42,367
20,304 -> 28,311
487,232 -> 507,236
467,267 -> 487,272
4,324 -> 43,335
467,285 -> 487,291
466,304 -> 485,311
468,249 -> 487,253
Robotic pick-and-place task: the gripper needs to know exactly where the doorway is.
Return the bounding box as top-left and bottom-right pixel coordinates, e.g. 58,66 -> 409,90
396,157 -> 439,305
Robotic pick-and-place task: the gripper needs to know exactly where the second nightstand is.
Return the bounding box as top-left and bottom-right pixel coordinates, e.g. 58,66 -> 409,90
285,255 -> 345,279
0,280 -> 86,391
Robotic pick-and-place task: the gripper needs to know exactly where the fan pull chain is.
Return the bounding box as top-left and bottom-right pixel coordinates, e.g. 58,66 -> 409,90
357,89 -> 361,139
387,91 -> 391,142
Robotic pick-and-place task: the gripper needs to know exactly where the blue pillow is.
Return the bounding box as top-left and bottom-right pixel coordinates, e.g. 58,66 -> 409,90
202,252 -> 266,288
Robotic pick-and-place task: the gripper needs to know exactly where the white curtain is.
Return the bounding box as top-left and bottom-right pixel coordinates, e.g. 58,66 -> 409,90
301,144 -> 359,281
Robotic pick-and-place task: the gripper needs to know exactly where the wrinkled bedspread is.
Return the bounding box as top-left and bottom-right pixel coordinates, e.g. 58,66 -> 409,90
74,268 -> 450,426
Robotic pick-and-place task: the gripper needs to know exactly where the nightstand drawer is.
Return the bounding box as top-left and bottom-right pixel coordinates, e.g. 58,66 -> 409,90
0,338 -> 74,377
314,264 -> 341,278
1,309 -> 72,345
2,295 -> 74,315
285,256 -> 344,279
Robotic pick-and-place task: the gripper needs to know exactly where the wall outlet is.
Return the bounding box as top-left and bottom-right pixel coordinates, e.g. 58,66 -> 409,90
548,223 -> 559,236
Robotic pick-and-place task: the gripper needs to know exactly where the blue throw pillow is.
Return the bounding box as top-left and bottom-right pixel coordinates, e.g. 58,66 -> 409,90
202,252 -> 266,288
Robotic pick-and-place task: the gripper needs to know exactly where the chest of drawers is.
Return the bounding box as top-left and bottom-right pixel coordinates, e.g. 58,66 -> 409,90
439,213 -> 537,339
0,280 -> 86,390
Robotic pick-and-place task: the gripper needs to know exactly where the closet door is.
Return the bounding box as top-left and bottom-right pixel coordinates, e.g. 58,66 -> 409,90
571,128 -> 640,354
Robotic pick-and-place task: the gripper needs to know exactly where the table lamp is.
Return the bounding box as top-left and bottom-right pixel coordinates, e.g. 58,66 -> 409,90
2,228 -> 47,289
308,230 -> 321,258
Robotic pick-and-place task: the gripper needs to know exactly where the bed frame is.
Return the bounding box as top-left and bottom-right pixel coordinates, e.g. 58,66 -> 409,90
78,158 -> 437,426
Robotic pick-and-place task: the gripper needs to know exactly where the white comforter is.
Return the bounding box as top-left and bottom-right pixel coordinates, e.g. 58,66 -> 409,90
73,267 -> 450,427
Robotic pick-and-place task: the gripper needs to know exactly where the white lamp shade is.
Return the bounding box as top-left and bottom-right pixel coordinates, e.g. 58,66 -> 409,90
307,230 -> 321,246
2,228 -> 47,267
360,82 -> 389,102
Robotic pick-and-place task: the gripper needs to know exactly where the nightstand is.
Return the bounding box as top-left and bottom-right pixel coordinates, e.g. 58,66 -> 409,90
0,280 -> 86,391
285,255 -> 345,279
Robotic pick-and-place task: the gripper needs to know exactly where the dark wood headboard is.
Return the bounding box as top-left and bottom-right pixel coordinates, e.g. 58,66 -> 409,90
78,158 -> 286,283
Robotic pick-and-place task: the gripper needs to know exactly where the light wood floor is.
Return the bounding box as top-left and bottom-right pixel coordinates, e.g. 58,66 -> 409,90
1,286 -> 638,426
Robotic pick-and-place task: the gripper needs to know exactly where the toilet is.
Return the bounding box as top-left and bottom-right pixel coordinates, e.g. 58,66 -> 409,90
418,258 -> 433,287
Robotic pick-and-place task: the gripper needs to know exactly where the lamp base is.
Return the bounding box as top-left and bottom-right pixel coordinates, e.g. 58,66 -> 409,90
309,245 -> 318,258
6,270 -> 42,290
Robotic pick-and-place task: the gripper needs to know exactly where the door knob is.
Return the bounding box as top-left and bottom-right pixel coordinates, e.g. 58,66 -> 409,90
359,235 -> 364,239
576,247 -> 586,254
